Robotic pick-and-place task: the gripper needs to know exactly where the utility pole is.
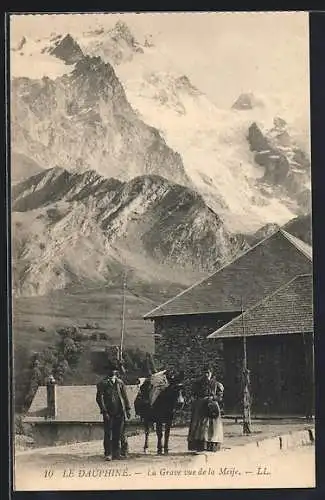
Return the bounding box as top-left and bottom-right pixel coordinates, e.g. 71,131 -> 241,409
145,352 -> 157,376
119,270 -> 127,365
241,298 -> 251,435
301,329 -> 314,421
310,329 -> 315,420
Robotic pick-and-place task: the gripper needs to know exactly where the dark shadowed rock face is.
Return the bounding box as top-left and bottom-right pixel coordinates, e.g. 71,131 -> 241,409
248,122 -> 290,184
232,93 -> 264,110
254,151 -> 290,184
296,190 -> 312,215
247,121 -> 310,205
48,34 -> 84,65
284,214 -> 312,245
247,213 -> 312,247
245,223 -> 280,245
248,122 -> 271,153
292,149 -> 310,169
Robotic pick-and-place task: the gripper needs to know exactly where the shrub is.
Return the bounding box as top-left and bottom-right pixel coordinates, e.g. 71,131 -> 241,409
14,414 -> 33,437
14,414 -> 25,435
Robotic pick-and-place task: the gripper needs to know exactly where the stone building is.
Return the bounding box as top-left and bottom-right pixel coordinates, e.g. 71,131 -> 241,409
24,380 -> 141,447
144,229 -> 312,413
208,274 -> 314,416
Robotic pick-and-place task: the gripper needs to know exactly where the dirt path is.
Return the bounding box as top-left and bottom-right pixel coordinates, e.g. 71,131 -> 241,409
14,420 -> 315,490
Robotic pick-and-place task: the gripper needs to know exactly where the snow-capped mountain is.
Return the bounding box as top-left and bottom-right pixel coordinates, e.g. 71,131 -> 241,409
12,167 -> 247,297
10,22 -> 311,234
76,20 -> 145,65
247,120 -> 310,208
11,52 -> 189,187
113,68 -> 310,233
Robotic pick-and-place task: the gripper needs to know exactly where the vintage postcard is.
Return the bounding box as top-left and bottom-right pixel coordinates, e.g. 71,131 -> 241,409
10,11 -> 315,491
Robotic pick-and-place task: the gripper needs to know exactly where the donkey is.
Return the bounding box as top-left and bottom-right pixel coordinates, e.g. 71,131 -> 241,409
135,371 -> 185,455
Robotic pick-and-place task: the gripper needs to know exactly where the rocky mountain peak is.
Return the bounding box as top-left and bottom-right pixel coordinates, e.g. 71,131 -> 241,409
175,75 -> 201,95
12,167 -> 248,297
232,92 -> 264,110
72,54 -> 115,80
273,116 -> 287,131
110,20 -> 138,47
48,33 -> 84,65
75,19 -> 144,66
11,56 -> 190,187
10,28 -> 311,233
247,122 -> 270,152
248,213 -> 312,247
246,120 -> 310,204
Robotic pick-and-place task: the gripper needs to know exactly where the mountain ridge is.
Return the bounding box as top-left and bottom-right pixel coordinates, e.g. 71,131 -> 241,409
12,167 -> 247,298
11,26 -> 311,233
10,22 -> 312,300
11,50 -> 190,188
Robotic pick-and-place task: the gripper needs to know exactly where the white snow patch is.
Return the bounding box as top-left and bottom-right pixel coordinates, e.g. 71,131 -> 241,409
11,50 -> 75,79
117,71 -> 299,232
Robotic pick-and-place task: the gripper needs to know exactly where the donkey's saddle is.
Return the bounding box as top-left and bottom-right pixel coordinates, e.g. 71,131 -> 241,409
134,370 -> 169,417
148,371 -> 169,405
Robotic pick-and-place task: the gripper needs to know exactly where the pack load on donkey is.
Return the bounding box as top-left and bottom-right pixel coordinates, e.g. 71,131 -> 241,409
148,371 -> 169,405
134,370 -> 169,417
134,369 -> 185,454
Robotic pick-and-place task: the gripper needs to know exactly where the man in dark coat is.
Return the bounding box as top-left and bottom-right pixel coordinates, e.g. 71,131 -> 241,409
96,365 -> 131,460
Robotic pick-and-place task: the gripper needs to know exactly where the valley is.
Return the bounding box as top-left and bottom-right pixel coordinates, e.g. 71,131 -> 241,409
9,17 -> 312,405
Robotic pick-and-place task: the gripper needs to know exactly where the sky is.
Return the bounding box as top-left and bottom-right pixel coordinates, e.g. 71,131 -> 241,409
10,12 -> 309,117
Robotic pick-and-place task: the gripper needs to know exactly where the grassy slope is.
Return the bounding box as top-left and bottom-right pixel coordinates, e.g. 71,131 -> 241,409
13,279 -> 187,405
12,280 -> 186,354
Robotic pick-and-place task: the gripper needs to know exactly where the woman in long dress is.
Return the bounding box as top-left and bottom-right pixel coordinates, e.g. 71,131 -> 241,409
188,366 -> 224,452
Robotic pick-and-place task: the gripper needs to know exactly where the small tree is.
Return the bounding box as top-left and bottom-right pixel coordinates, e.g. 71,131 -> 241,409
145,352 -> 156,375
242,367 -> 252,435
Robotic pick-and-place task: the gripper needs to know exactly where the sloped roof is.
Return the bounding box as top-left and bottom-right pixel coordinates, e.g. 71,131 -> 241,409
280,230 -> 312,260
24,384 -> 139,423
207,274 -> 313,339
144,230 -> 312,319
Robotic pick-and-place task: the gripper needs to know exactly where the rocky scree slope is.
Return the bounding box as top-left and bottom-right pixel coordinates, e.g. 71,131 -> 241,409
12,167 -> 247,297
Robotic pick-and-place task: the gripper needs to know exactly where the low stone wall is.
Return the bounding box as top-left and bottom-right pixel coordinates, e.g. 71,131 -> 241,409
188,427 -> 315,472
29,421 -> 142,447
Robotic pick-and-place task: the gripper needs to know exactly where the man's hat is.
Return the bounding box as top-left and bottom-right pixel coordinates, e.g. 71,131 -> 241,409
203,364 -> 214,373
106,360 -> 119,374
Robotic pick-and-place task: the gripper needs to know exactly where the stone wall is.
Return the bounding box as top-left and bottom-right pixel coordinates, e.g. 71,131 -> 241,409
29,421 -> 142,447
30,422 -> 59,447
28,422 -> 104,447
150,314 -> 314,418
152,312 -> 237,408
